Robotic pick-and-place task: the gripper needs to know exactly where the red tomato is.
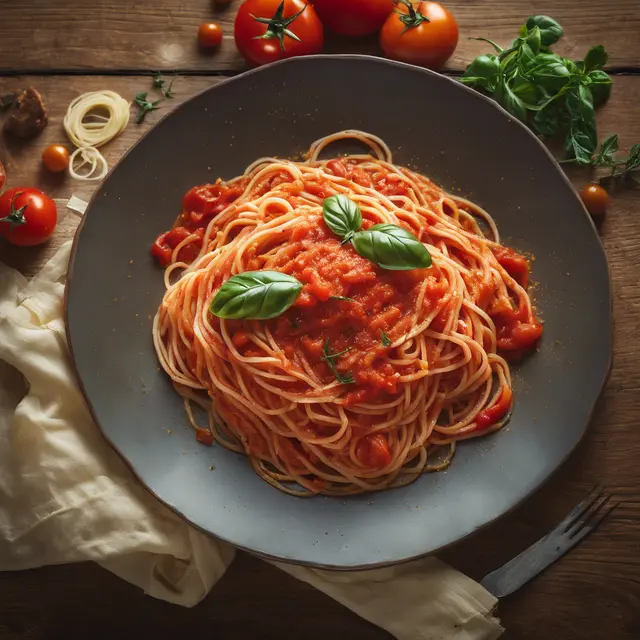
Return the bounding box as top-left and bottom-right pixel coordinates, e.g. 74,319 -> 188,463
0,159 -> 6,190
234,0 -> 323,67
312,0 -> 394,36
42,144 -> 70,173
580,183 -> 608,218
198,22 -> 224,49
380,1 -> 459,69
491,245 -> 529,288
0,188 -> 57,246
357,433 -> 392,468
474,386 -> 513,431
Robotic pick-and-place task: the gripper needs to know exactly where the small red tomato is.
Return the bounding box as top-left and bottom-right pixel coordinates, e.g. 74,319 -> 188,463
0,188 -> 57,246
198,22 -> 224,49
312,0 -> 394,37
580,183 -> 608,218
42,144 -> 70,173
234,0 -> 323,67
380,1 -> 459,69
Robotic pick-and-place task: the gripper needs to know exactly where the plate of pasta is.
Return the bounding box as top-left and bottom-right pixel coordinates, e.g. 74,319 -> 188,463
66,55 -> 611,567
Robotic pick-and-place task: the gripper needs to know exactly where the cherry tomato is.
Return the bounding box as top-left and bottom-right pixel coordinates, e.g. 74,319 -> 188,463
0,188 -> 57,246
0,159 -> 6,190
198,22 -> 224,49
312,0 -> 394,36
380,1 -> 459,69
42,144 -> 70,173
234,0 -> 323,67
357,433 -> 392,468
580,183 -> 608,218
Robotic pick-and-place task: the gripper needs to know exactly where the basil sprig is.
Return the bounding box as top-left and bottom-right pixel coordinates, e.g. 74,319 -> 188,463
322,195 -> 431,271
210,271 -> 302,320
460,15 -> 627,166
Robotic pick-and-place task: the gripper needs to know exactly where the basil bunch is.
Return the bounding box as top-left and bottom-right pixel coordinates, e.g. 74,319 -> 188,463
210,271 -> 302,320
323,195 -> 432,270
461,15 -> 614,165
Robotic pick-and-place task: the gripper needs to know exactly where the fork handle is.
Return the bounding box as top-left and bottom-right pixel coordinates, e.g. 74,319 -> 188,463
480,533 -> 562,598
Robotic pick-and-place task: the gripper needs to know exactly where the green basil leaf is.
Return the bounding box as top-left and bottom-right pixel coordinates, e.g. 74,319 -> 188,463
210,271 -> 302,320
352,224 -> 432,271
564,85 -> 597,164
497,79 -> 528,122
461,54 -> 501,93
592,134 -> 619,167
584,45 -> 608,72
586,69 -> 612,108
511,74 -> 539,105
381,330 -> 392,347
624,144 -> 640,174
322,195 -> 362,242
525,16 -> 563,46
533,102 -> 565,137
528,53 -> 571,92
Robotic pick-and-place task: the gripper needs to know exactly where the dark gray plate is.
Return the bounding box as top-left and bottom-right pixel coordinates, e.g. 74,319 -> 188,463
66,55 -> 611,568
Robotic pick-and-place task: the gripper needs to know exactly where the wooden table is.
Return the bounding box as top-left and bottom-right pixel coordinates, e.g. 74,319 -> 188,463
1,2 -> 640,638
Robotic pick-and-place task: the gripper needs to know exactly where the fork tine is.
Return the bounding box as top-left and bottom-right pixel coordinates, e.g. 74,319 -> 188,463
567,500 -> 618,545
567,493 -> 612,537
552,485 -> 603,534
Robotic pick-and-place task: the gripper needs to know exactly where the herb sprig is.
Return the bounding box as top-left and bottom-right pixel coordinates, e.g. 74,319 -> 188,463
322,195 -> 432,270
322,339 -> 355,385
461,15 -> 627,167
153,72 -> 175,99
134,92 -> 161,124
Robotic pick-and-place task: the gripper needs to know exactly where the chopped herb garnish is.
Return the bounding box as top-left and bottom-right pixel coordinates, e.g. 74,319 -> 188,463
330,295 -> 356,303
134,92 -> 161,124
322,339 -> 355,385
381,330 -> 392,347
152,72 -> 175,98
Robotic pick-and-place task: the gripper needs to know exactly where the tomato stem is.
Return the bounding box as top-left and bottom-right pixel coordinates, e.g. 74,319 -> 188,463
0,192 -> 27,229
394,0 -> 430,33
251,0 -> 307,53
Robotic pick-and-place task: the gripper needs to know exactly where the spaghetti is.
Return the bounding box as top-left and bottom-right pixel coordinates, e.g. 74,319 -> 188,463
152,131 -> 543,496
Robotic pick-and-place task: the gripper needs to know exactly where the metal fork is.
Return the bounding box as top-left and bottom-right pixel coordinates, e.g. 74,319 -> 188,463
480,486 -> 618,598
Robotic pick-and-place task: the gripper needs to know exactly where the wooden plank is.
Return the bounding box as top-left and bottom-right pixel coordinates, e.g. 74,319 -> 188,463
1,74 -> 639,389
0,0 -> 639,72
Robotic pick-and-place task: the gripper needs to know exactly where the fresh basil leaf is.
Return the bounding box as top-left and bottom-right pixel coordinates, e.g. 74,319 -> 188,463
586,69 -> 612,108
461,54 -> 501,93
322,195 -> 362,243
210,271 -> 302,320
584,45 -> 608,72
533,102 -> 565,137
511,75 -> 538,105
624,144 -> 640,174
525,16 -> 563,46
497,80 -> 528,122
592,134 -> 619,167
352,224 -> 431,271
564,85 -> 597,164
528,53 -> 571,93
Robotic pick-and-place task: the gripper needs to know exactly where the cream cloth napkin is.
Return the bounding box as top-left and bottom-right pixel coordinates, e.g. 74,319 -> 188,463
0,241 -> 503,640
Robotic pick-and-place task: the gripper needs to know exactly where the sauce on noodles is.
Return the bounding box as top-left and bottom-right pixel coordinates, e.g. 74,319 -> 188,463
151,131 -> 542,496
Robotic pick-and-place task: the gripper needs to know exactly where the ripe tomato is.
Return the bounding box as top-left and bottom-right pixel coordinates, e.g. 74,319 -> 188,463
580,183 -> 608,218
380,1 -> 459,69
235,0 -> 323,67
312,0 -> 394,37
198,22 -> 224,49
0,188 -> 57,246
42,144 -> 70,173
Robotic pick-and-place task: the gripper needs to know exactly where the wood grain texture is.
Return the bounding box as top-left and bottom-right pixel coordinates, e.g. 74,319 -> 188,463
0,0 -> 639,72
1,73 -> 640,639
